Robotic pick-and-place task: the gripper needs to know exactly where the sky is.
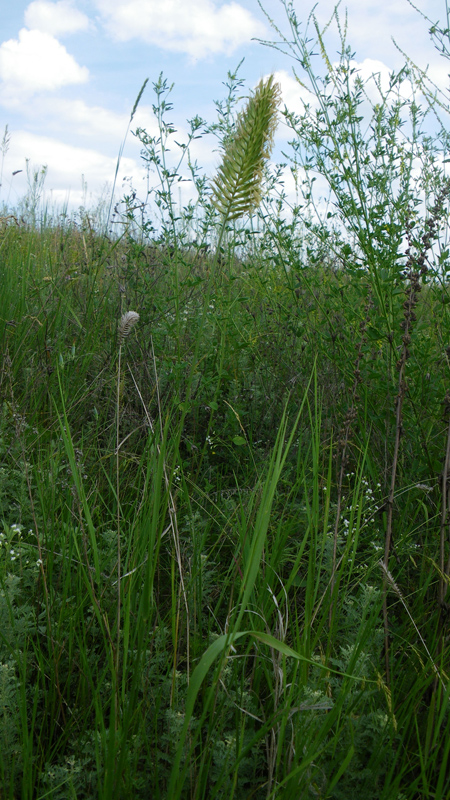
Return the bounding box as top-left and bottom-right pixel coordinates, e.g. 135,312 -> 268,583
0,0 -> 449,219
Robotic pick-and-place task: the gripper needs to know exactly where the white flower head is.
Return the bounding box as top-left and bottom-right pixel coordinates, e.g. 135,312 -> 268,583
118,311 -> 140,343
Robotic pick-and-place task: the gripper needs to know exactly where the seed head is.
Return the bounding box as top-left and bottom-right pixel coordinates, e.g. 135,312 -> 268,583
118,311 -> 140,343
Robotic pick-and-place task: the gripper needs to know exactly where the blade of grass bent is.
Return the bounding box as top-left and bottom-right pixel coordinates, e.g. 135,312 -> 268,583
167,627 -> 377,798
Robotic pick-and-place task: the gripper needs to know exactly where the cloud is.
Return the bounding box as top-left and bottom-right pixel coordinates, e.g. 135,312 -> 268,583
0,28 -> 89,100
2,130 -> 143,206
350,59 -> 392,92
39,98 -> 137,141
12,97 -> 162,158
94,0 -> 266,58
10,131 -> 127,184
345,58 -> 417,105
61,100 -> 160,143
24,0 -> 90,37
272,70 -> 317,112
273,59 -> 414,118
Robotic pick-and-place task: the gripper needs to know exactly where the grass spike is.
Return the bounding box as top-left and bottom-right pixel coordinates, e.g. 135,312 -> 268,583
118,310 -> 140,343
211,74 -> 281,224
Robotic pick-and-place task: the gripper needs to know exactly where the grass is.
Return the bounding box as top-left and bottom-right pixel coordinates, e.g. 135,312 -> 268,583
1,3 -> 450,797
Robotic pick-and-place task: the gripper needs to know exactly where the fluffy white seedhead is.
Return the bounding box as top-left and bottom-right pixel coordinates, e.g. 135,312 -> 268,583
118,310 -> 140,343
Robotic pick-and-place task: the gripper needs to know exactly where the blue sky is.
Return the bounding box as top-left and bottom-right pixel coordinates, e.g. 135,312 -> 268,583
0,0 -> 448,215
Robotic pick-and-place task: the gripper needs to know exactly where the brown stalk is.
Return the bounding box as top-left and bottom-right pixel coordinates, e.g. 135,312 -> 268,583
440,408 -> 450,606
383,185 -> 450,686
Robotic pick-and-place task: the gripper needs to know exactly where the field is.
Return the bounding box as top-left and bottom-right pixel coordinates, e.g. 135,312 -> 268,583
1,3 -> 450,798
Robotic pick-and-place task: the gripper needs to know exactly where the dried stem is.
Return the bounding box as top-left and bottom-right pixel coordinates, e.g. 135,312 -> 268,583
440,411 -> 450,605
380,560 -> 447,692
115,310 -> 139,722
383,185 -> 450,685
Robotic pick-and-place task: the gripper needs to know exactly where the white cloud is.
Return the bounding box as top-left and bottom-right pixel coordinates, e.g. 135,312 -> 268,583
94,0 -> 266,58
271,69 -> 317,114
2,130 -> 143,205
40,98 -> 136,140
0,28 -> 89,100
346,58 -> 417,105
24,0 -> 90,37
274,58 -> 413,113
351,59 -> 392,93
10,131 -> 127,183
2,92 -> 160,146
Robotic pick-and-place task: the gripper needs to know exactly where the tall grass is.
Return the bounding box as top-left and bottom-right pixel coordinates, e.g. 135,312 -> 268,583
1,3 -> 450,798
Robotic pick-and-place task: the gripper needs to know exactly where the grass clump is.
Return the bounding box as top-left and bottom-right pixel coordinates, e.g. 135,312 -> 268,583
1,3 -> 450,798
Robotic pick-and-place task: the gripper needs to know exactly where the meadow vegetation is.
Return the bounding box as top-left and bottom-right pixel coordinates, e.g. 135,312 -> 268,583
1,1 -> 450,797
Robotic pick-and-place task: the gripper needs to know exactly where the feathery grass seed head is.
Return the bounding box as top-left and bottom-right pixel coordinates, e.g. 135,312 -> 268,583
118,311 -> 140,343
211,74 -> 281,224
